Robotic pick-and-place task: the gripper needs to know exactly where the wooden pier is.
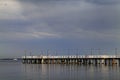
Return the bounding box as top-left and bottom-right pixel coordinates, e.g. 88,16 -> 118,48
22,55 -> 120,65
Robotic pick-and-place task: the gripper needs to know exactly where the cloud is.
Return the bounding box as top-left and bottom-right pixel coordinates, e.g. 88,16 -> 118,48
0,0 -> 120,41
0,31 -> 60,41
85,0 -> 120,5
0,0 -> 25,20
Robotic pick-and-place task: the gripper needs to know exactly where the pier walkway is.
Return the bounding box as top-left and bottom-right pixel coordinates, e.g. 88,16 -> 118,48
22,55 -> 120,65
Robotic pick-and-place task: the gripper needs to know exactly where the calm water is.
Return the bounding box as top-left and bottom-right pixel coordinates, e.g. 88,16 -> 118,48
0,61 -> 120,80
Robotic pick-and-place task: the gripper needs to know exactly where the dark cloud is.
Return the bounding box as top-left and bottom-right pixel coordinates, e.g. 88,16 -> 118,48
85,0 -> 120,5
1,0 -> 120,37
18,0 -> 120,5
0,19 -> 31,32
1,0 -> 120,39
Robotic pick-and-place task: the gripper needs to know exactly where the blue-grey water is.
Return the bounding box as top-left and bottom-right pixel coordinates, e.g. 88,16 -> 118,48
0,61 -> 120,80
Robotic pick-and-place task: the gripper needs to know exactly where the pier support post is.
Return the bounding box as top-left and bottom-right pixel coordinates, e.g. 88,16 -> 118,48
41,59 -> 44,64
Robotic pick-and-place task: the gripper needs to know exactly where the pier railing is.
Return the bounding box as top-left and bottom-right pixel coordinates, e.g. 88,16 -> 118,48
22,55 -> 120,59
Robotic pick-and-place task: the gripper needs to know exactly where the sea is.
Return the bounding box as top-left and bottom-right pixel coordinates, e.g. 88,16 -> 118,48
0,60 -> 120,80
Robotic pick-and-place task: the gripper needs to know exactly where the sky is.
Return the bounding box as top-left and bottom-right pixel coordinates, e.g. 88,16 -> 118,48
0,0 -> 120,58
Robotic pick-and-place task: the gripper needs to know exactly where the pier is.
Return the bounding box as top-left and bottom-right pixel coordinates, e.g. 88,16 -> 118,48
22,55 -> 120,65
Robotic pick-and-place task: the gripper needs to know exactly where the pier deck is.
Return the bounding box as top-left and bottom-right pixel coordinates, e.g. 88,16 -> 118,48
22,55 -> 120,65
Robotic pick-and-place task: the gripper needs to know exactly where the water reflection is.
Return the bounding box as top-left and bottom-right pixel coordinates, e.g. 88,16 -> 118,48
22,64 -> 120,80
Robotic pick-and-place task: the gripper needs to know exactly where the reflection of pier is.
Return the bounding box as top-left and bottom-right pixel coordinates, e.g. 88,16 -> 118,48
22,55 -> 120,65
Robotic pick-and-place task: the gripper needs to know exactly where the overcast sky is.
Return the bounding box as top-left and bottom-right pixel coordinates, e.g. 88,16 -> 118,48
0,0 -> 120,58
